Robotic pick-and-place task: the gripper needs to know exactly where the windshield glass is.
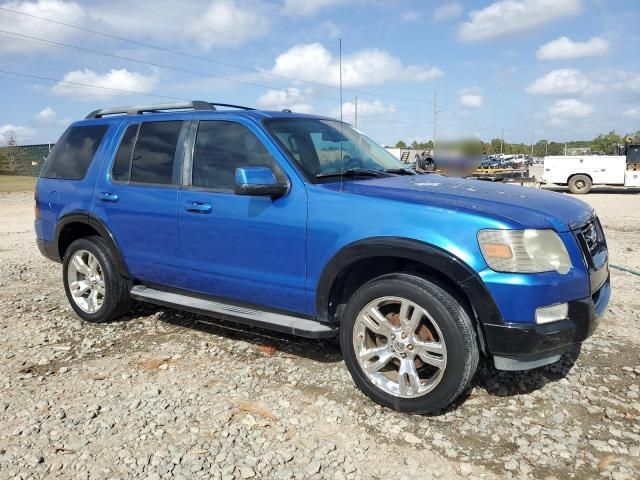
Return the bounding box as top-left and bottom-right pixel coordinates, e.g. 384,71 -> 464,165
264,118 -> 406,180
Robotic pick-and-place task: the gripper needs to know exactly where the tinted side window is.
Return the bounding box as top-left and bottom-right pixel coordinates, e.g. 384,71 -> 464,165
40,125 -> 108,180
112,124 -> 139,182
193,121 -> 274,190
130,121 -> 183,185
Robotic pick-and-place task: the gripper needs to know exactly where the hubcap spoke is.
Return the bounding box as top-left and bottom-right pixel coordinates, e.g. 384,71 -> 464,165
414,341 -> 445,368
398,358 -> 421,396
70,280 -> 91,297
359,306 -> 394,337
362,348 -> 394,374
71,254 -> 91,276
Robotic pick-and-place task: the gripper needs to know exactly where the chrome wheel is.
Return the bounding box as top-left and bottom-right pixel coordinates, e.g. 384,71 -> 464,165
353,296 -> 447,398
67,249 -> 105,313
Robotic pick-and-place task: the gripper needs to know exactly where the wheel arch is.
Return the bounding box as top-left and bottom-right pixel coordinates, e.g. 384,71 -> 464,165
315,237 -> 503,334
54,212 -> 131,277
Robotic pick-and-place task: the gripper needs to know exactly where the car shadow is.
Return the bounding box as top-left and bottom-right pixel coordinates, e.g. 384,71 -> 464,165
125,301 -> 344,364
543,185 -> 640,194
471,343 -> 581,397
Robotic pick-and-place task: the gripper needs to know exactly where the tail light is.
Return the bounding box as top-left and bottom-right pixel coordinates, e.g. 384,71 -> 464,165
34,189 -> 41,220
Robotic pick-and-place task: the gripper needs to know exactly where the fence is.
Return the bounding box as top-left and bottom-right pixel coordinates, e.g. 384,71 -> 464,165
0,144 -> 53,177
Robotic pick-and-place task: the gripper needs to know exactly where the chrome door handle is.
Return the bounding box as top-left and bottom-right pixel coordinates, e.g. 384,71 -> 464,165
99,192 -> 119,202
185,201 -> 212,214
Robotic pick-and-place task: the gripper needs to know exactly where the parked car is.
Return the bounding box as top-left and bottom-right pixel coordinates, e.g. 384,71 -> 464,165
35,101 -> 610,413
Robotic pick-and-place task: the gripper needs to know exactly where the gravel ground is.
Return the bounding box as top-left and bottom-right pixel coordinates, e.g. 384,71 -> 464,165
1,189 -> 639,480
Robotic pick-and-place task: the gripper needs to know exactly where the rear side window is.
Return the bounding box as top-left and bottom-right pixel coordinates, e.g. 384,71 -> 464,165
112,124 -> 139,182
130,121 -> 183,185
40,125 -> 108,180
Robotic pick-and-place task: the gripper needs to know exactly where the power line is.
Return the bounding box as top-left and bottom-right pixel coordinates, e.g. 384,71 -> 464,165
0,69 -> 190,101
0,5 -> 435,105
0,30 -> 339,102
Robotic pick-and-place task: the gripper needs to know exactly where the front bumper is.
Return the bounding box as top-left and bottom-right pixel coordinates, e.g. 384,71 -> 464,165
484,276 -> 610,370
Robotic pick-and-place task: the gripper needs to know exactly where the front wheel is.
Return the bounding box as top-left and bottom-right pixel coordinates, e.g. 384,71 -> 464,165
63,236 -> 132,323
339,273 -> 479,413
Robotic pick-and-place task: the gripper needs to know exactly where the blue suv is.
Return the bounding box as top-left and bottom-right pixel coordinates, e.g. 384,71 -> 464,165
35,101 -> 610,413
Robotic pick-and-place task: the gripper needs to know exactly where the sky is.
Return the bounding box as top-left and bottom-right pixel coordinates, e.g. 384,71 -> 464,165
0,0 -> 639,146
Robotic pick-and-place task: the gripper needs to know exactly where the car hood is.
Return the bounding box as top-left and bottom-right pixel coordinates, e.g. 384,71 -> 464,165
322,174 -> 594,232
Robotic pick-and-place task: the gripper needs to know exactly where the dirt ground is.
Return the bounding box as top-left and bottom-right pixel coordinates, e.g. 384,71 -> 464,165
1,187 -> 639,480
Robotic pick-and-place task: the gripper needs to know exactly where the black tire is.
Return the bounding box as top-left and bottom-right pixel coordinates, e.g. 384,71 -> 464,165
62,236 -> 132,323
339,273 -> 479,414
568,174 -> 592,194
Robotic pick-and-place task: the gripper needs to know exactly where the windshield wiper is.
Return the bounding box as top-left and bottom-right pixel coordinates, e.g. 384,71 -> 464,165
383,168 -> 415,175
315,168 -> 390,179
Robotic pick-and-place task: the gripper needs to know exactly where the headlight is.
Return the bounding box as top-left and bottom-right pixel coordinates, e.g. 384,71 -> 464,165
477,229 -> 571,274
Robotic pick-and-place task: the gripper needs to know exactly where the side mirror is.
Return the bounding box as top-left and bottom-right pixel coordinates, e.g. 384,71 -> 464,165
235,167 -> 287,198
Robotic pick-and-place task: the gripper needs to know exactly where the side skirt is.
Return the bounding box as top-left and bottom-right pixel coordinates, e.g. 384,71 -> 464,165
130,285 -> 337,339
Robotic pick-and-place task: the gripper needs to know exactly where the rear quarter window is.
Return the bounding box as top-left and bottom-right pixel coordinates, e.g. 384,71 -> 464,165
40,124 -> 108,180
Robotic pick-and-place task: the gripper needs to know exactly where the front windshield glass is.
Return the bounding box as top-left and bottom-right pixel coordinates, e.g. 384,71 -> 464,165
264,118 -> 407,180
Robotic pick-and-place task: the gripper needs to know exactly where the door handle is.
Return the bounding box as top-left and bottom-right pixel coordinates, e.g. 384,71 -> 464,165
99,192 -> 119,202
185,201 -> 212,214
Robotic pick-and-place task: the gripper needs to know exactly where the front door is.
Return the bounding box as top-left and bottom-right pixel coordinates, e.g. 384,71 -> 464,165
176,117 -> 308,313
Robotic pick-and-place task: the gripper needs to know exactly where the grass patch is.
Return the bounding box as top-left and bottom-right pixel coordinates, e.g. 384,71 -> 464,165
0,176 -> 36,192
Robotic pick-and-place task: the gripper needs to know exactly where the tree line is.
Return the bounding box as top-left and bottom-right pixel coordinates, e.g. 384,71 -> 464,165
394,130 -> 640,156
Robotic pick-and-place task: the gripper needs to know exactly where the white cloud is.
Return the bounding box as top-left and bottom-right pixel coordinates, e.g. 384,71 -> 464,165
257,88 -> 314,114
320,20 -> 342,39
187,0 -> 270,48
0,124 -> 35,143
34,107 -> 69,126
332,100 -> 396,120
458,0 -> 582,42
269,43 -> 443,88
459,88 -> 483,108
526,69 -> 602,96
536,36 -> 609,60
282,0 -> 346,17
548,98 -> 593,118
434,2 -> 463,22
0,0 -> 86,52
624,106 -> 640,119
52,68 -> 159,100
401,10 -> 420,22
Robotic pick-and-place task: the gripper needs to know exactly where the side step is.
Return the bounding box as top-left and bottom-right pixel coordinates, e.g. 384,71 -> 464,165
130,285 -> 337,339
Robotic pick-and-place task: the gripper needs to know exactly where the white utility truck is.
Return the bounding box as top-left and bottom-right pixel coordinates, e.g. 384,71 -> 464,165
542,144 -> 640,194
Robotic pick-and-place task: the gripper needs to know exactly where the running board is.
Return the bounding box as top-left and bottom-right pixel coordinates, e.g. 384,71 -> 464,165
130,285 -> 337,339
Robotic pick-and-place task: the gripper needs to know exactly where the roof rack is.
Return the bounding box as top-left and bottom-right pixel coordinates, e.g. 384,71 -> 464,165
85,101 -> 254,119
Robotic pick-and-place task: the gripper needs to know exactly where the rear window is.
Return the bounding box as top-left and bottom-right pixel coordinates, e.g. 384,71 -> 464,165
40,125 -> 108,180
130,121 -> 183,185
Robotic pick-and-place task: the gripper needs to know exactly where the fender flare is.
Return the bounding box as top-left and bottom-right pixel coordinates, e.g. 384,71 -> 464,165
54,211 -> 132,278
315,237 -> 503,326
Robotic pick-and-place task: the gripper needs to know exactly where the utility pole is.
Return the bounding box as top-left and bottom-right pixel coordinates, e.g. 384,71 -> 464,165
354,96 -> 358,129
545,140 -> 548,157
500,128 -> 504,154
432,90 -> 437,154
564,142 -> 567,156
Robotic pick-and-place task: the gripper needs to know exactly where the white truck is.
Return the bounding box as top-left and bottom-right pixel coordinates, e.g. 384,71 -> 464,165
542,144 -> 640,194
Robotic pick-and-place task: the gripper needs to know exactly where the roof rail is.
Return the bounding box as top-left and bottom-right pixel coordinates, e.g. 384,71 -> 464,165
85,101 -> 254,119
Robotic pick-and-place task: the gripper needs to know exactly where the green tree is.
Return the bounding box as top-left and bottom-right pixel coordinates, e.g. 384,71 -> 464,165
395,140 -> 407,148
592,131 -> 623,154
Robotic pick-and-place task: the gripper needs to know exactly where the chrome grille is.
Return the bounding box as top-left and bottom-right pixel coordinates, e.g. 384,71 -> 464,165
576,217 -> 606,264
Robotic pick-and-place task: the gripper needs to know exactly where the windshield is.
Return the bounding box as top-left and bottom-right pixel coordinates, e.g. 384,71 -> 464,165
264,118 -> 407,180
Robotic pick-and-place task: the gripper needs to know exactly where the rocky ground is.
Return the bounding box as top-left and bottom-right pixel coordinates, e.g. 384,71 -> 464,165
1,189 -> 639,480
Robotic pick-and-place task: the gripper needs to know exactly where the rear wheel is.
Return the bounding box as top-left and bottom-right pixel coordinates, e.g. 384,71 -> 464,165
63,236 -> 132,323
568,174 -> 592,194
339,273 -> 479,413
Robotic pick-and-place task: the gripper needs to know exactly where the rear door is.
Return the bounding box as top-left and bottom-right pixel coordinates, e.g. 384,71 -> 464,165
93,117 -> 189,286
175,116 -> 308,313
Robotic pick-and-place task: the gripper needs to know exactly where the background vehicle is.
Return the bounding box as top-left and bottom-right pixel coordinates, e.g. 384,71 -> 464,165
35,101 -> 610,414
543,144 -> 640,194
